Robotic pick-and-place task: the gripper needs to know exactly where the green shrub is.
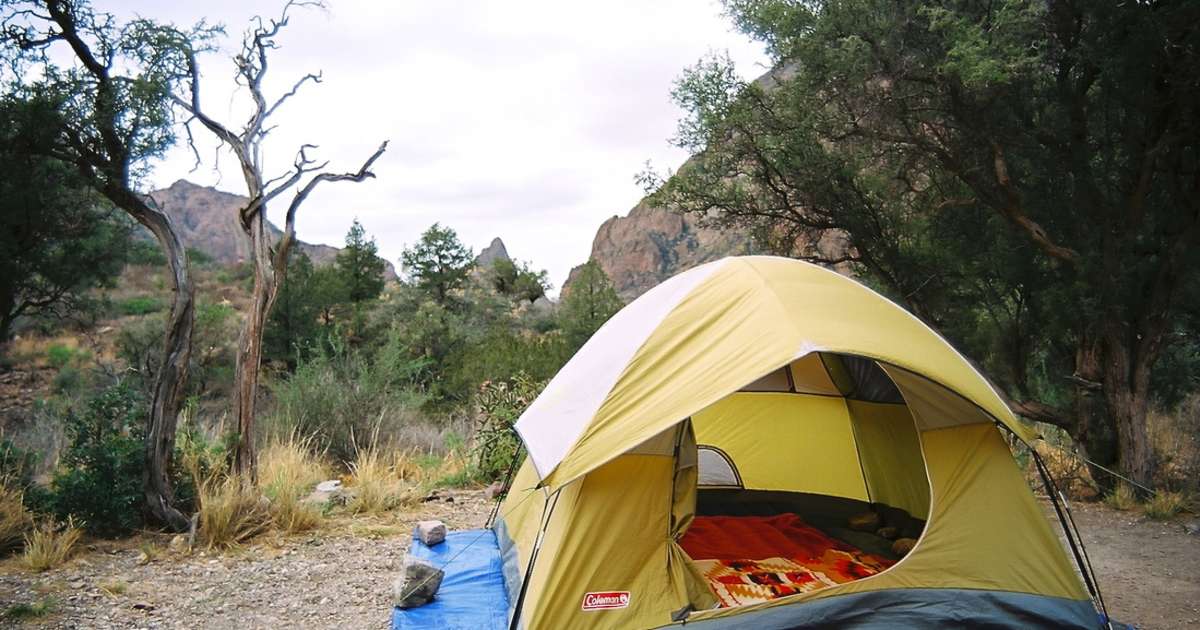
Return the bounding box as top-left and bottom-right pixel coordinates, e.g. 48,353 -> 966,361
116,296 -> 165,316
126,241 -> 166,267
471,374 -> 542,481
186,247 -> 215,268
265,332 -> 429,464
45,344 -> 74,369
0,438 -> 39,491
47,384 -> 146,537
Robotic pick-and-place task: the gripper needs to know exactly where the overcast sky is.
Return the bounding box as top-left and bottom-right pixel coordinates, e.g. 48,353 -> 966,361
116,1 -> 767,293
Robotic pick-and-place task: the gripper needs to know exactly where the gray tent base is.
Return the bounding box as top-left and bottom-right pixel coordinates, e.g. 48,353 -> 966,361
662,589 -> 1106,629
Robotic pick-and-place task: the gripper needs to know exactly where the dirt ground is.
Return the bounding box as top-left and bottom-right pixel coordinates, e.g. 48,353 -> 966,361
1066,501 -> 1200,629
0,494 -> 1195,629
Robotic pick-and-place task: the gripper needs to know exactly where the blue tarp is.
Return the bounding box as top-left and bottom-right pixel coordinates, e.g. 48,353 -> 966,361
391,529 -> 510,630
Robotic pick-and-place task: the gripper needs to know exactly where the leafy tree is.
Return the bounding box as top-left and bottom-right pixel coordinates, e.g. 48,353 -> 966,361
491,258 -> 551,304
336,219 -> 387,304
559,261 -> 623,351
1,0 -> 219,529
654,0 -> 1200,486
310,265 -> 351,327
264,251 -> 321,368
0,96 -> 131,343
401,223 -> 474,305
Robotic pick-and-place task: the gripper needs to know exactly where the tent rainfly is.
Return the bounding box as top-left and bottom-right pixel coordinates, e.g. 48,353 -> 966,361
490,256 -> 1108,629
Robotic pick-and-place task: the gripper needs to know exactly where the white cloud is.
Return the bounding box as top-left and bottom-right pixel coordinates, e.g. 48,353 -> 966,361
114,0 -> 768,293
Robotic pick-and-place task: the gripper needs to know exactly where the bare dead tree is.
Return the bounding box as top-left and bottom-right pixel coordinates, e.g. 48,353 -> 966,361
173,0 -> 387,478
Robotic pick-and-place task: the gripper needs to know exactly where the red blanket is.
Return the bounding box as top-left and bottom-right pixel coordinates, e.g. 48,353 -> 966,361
680,514 -> 895,607
681,513 -> 853,561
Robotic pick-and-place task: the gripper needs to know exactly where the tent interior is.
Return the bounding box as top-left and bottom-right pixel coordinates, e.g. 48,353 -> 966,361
677,351 -> 934,607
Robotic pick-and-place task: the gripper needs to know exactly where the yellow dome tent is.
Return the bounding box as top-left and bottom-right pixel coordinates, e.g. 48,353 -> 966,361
493,256 -> 1105,629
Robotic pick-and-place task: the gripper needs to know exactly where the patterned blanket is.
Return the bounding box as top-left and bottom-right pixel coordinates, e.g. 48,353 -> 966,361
682,514 -> 895,608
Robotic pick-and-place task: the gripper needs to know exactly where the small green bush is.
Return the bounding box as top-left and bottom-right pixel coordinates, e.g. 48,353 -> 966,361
117,296 -> 165,316
47,384 -> 146,537
0,439 -> 39,492
471,374 -> 542,481
45,344 -> 74,369
126,241 -> 166,267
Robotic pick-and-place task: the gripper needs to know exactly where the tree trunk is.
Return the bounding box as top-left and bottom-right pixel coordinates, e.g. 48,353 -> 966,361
1102,326 -> 1156,488
120,193 -> 194,532
230,211 -> 278,480
1071,333 -> 1118,493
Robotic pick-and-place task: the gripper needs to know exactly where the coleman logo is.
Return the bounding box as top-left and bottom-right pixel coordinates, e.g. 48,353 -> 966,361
582,591 -> 630,611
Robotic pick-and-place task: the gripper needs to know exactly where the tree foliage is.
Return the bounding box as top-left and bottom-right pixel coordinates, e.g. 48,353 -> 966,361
655,0 -> 1200,485
401,223 -> 474,305
0,96 -> 131,343
335,219 -> 387,304
559,260 -> 623,352
491,258 -> 551,304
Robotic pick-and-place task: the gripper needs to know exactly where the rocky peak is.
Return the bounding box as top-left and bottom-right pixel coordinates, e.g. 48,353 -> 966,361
475,237 -> 511,268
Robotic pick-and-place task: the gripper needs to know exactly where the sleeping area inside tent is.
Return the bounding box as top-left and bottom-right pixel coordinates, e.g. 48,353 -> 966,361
677,352 -> 931,608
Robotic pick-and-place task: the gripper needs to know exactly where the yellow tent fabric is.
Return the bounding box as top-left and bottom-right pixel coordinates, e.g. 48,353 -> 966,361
692,393 -> 867,500
518,257 -> 1036,492
494,256 -> 1090,630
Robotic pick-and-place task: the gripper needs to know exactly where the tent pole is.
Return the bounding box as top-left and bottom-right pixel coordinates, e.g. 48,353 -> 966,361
1029,446 -> 1112,628
508,488 -> 561,630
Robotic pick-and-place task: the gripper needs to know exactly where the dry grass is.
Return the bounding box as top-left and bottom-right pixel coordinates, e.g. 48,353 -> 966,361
347,442 -> 415,514
260,435 -> 329,533
22,517 -> 82,571
1143,490 -> 1189,520
0,483 -> 34,556
195,474 -> 271,550
1148,396 -> 1200,493
98,578 -> 129,596
1104,482 -> 1139,511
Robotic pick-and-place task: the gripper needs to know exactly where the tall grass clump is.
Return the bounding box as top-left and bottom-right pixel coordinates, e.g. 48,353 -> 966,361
347,428 -> 416,514
23,517 -> 82,571
1103,482 -> 1138,511
259,435 -> 328,533
0,483 -> 34,555
195,474 -> 271,549
1143,490 -> 1189,520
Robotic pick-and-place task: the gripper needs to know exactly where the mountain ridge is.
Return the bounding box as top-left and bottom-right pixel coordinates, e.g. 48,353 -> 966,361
148,180 -> 397,279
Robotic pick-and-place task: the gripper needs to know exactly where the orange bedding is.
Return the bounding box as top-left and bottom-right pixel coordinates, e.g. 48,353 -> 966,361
680,514 -> 894,607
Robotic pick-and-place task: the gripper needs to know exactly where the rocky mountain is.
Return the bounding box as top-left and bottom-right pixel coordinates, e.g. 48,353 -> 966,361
475,237 -> 511,268
567,199 -> 755,301
567,65 -> 848,301
147,180 -> 397,278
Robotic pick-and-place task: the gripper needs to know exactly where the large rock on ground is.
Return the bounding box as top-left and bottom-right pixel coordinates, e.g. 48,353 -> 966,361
414,520 -> 447,546
393,556 -> 444,609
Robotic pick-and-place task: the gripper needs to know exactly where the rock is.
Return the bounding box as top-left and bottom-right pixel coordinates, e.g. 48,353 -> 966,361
392,556 -> 444,609
1185,520 -> 1200,536
484,481 -> 506,500
169,535 -> 188,553
303,480 -> 351,508
136,550 -> 151,565
421,491 -> 440,503
414,520 -> 447,547
475,237 -> 510,268
892,538 -> 918,557
315,480 -> 342,493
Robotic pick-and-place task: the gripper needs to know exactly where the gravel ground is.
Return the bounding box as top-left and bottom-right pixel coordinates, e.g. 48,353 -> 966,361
0,489 -> 493,629
0,492 -> 1195,629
